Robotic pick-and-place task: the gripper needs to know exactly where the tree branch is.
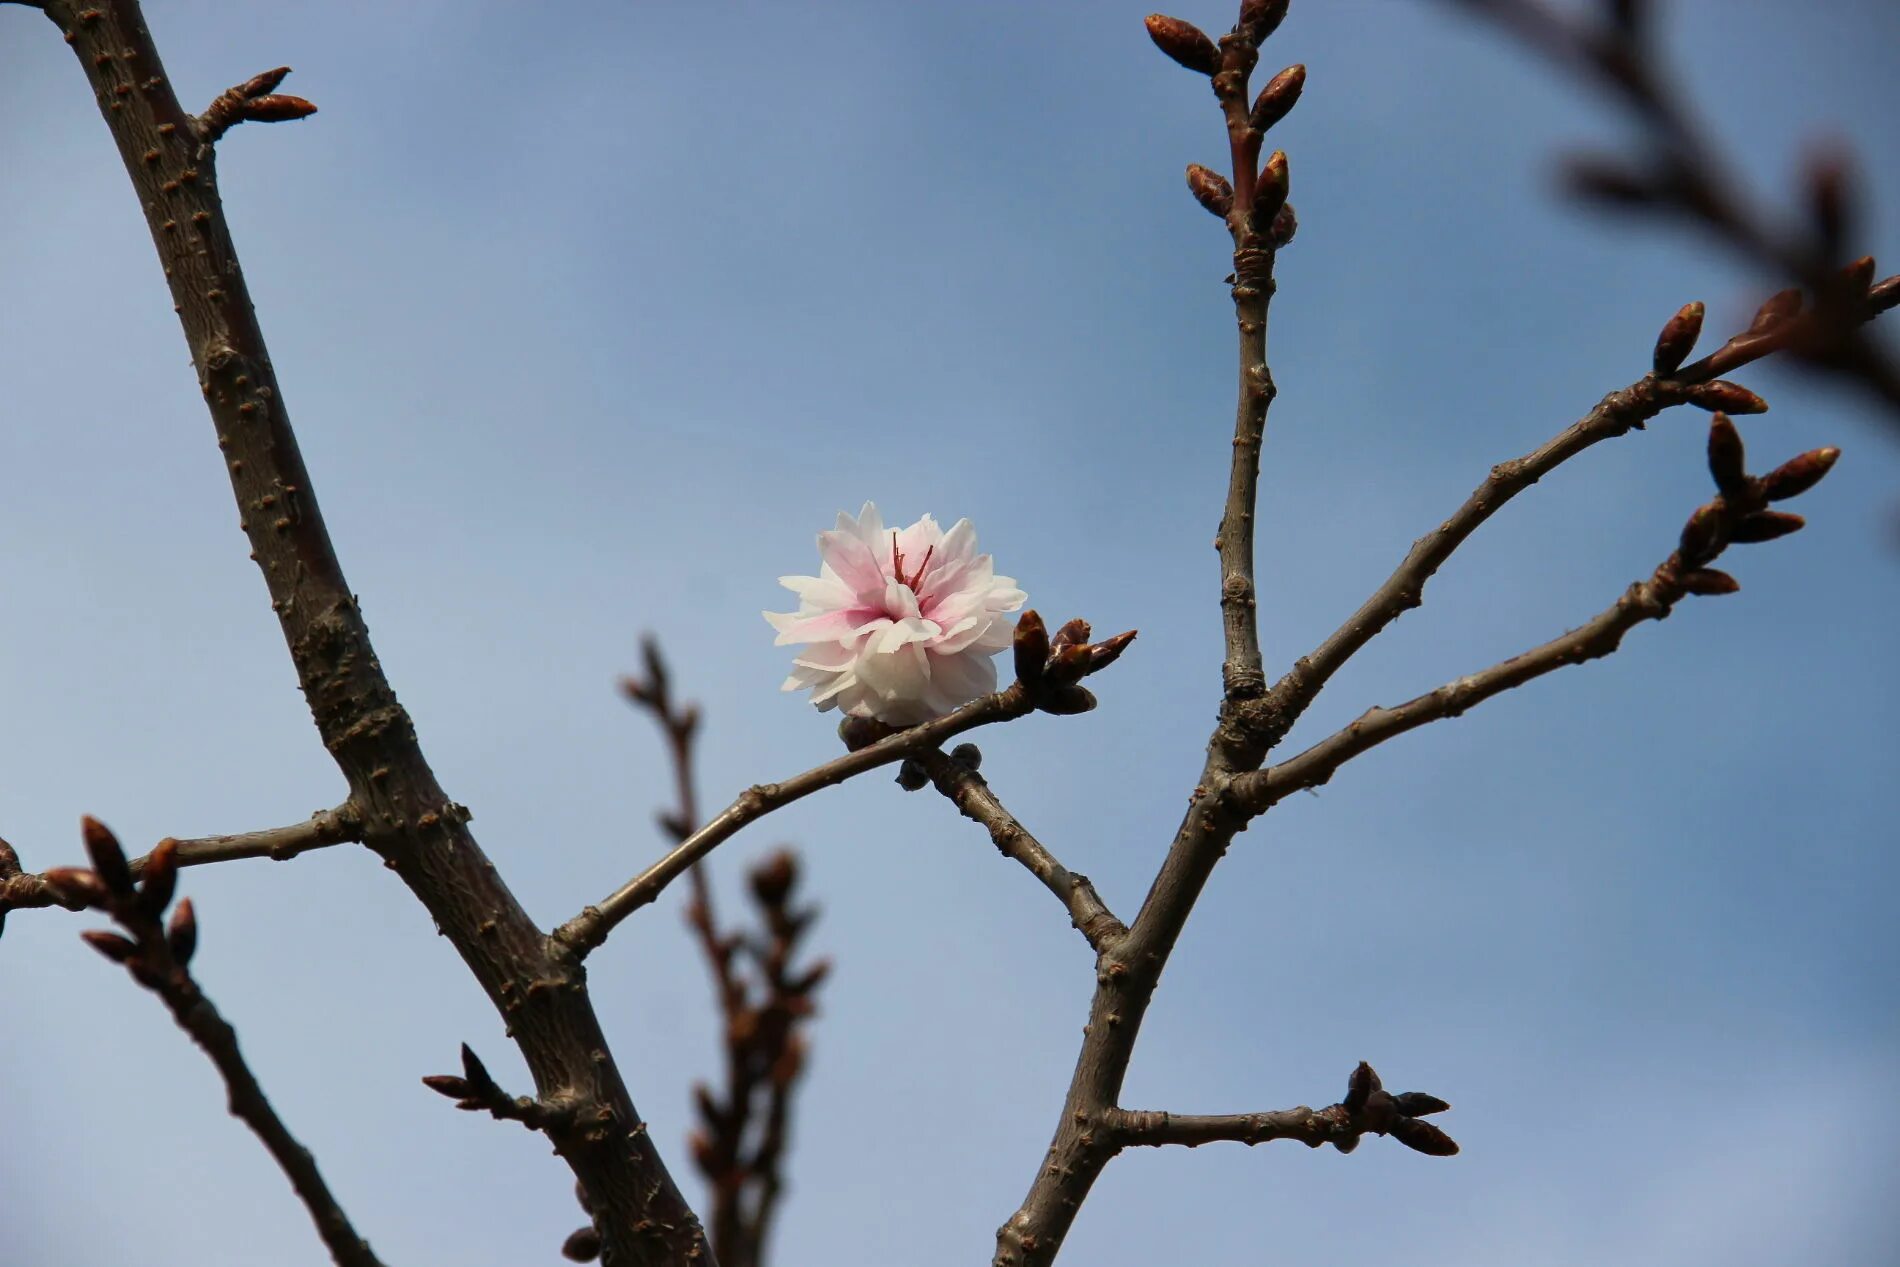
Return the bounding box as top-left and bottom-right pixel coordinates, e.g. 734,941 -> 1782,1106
60,819 -> 388,1267
910,745 -> 1126,952
27,3 -> 707,1260
1109,1061 -> 1457,1156
554,683 -> 1037,960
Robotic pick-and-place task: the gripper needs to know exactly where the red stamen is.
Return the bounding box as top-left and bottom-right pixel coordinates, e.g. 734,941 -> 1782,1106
890,533 -> 935,591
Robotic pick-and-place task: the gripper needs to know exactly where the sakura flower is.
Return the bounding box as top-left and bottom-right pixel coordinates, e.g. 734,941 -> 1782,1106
765,503 -> 1027,725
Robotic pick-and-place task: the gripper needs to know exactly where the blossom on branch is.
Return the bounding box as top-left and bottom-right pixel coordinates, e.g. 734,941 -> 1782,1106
765,502 -> 1026,725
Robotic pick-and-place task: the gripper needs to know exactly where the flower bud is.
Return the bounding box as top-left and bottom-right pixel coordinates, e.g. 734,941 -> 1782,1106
1729,511 -> 1805,544
1389,1091 -> 1452,1117
1677,504 -> 1723,566
1237,0 -> 1290,44
1687,381 -> 1767,414
1705,414 -> 1748,497
1840,255 -> 1875,294
80,929 -> 138,963
1143,14 -> 1221,75
1677,568 -> 1740,596
1087,630 -> 1138,674
561,1227 -> 603,1262
421,1074 -> 473,1100
1871,273 -> 1899,313
1186,164 -> 1234,219
1051,617 -> 1091,649
749,851 -> 799,905
237,66 -> 293,99
1343,1061 -> 1380,1114
1390,1115 -> 1460,1156
895,758 -> 930,792
139,837 -> 180,916
1042,644 -> 1093,689
1652,300 -> 1704,375
1750,287 -> 1803,333
1254,150 -> 1290,223
80,816 -> 133,897
1760,446 -> 1841,501
167,898 -> 198,964
1012,610 -> 1050,684
1037,685 -> 1097,715
1248,64 -> 1305,134
241,94 -> 318,124
1267,201 -> 1298,248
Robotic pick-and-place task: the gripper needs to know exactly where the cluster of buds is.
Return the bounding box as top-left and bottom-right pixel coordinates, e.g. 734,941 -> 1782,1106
39,818 -> 198,986
1151,4 -> 1303,246
198,66 -> 318,142
1323,1061 -> 1458,1156
1011,611 -> 1138,716
1665,412 -> 1838,596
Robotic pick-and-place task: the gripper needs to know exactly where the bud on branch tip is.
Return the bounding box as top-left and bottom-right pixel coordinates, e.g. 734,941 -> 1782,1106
1144,15 -> 1221,75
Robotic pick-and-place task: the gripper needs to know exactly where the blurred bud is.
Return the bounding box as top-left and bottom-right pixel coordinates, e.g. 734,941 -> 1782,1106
1267,201 -> 1298,247
561,1227 -> 602,1263
1729,511 -> 1805,544
1677,503 -> 1723,566
80,817 -> 133,896
1012,610 -> 1050,684
1687,381 -> 1767,414
1186,163 -> 1234,219
41,866 -> 108,908
79,929 -> 138,964
1248,64 -> 1305,133
240,94 -> 318,124
1238,0 -> 1290,44
1038,685 -> 1097,715
1705,414 -> 1748,497
789,958 -> 832,996
1805,147 -> 1853,258
949,742 -> 983,769
1143,14 -> 1221,74
1563,155 -> 1657,207
770,1032 -> 809,1088
1871,273 -> 1900,313
1840,255 -> 1876,294
837,715 -> 892,751
1652,300 -> 1704,375
1043,644 -> 1094,689
167,897 -> 198,965
1087,630 -> 1139,674
1760,446 -> 1841,501
1390,1115 -> 1460,1156
1677,568 -> 1740,596
1343,1061 -> 1380,1114
749,850 -> 799,906
1389,1091 -> 1452,1117
692,1083 -> 721,1126
1750,287 -> 1803,333
139,838 -> 180,917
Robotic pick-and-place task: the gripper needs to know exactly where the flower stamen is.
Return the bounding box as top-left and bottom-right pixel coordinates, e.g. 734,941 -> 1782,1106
891,533 -> 935,593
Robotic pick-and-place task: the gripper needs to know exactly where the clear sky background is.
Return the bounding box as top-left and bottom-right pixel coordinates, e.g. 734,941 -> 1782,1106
2,2 -> 1896,1264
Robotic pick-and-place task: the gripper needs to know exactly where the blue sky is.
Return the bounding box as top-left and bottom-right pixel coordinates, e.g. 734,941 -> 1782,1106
2,2 -> 1896,1264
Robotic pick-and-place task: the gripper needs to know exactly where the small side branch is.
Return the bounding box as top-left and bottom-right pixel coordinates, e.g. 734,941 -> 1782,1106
422,1043 -> 581,1132
58,818 -> 388,1267
909,745 -> 1126,952
195,65 -> 317,144
1240,414 -> 1840,811
1111,1062 -> 1457,1157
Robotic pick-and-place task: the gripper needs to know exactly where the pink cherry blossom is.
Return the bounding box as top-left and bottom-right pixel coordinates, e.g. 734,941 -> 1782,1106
765,503 -> 1027,725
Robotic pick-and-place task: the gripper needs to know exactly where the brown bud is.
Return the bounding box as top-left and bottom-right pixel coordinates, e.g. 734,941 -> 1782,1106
237,66 -> 293,99
139,837 -> 179,916
459,1043 -> 498,1096
80,816 -> 133,896
1254,150 -> 1290,222
1087,629 -> 1139,674
561,1227 -> 602,1263
1652,300 -> 1704,375
1332,1134 -> 1361,1154
770,1032 -> 808,1088
748,850 -> 799,906
1237,0 -> 1290,44
687,1128 -> 719,1173
1037,685 -> 1097,715
242,95 -> 318,124
1248,64 -> 1305,134
1051,617 -> 1091,649
1729,510 -> 1805,544
1750,287 -> 1803,333
1872,274 -> 1900,314
1043,644 -> 1094,689
1840,255 -> 1876,294
789,958 -> 832,996
167,898 -> 198,965
692,1083 -> 721,1126
1563,155 -> 1656,207
1760,446 -> 1841,501
1677,504 -> 1723,566
1343,1060 -> 1380,1114
1389,1115 -> 1460,1156
1677,568 -> 1741,596
1185,164 -> 1234,219
1389,1091 -> 1452,1117
895,758 -> 930,792
1705,414 -> 1748,497
1687,381 -> 1767,415
80,929 -> 138,964
1267,201 -> 1298,248
41,866 -> 108,908
1012,610 -> 1050,684
1143,14 -> 1221,75
836,715 -> 892,751
421,1074 -> 472,1100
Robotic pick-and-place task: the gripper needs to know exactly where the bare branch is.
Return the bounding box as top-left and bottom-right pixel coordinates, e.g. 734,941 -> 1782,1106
1110,1061 -> 1457,1156
421,1043 -> 582,1133
910,746 -> 1126,952
61,819 -> 388,1267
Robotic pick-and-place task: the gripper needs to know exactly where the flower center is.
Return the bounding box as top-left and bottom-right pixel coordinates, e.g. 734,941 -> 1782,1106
891,532 -> 935,594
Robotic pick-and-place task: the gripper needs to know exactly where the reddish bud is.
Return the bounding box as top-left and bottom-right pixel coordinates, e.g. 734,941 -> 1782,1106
748,851 -> 799,906
1267,201 -> 1298,247
1760,446 -> 1841,501
1390,1091 -> 1452,1117
770,1032 -> 808,1088
1390,1115 -> 1460,1156
1254,149 -> 1290,222
561,1227 -> 602,1262
421,1074 -> 472,1100
1012,610 -> 1050,684
1087,629 -> 1139,674
1729,510 -> 1805,544
1652,300 -> 1704,375
241,94 -> 318,124
1043,644 -> 1094,688
1343,1061 -> 1380,1114
1750,288 -> 1803,333
1248,64 -> 1305,134
1037,685 -> 1097,715
1051,617 -> 1092,649
1237,0 -> 1290,44
1871,274 -> 1900,314
1677,504 -> 1723,566
167,897 -> 198,964
139,837 -> 179,916
1144,14 -> 1221,75
80,929 -> 138,963
1840,255 -> 1876,294
1185,163 -> 1234,219
1705,414 -> 1748,497
1678,568 -> 1741,596
1688,381 -> 1767,415
237,66 -> 293,99
80,817 -> 133,896
41,866 -> 108,908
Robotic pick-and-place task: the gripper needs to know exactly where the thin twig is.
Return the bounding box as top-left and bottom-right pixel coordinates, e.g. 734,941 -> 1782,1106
61,819 -> 388,1267
1109,1061 -> 1457,1156
555,683 -> 1036,960
911,747 -> 1126,952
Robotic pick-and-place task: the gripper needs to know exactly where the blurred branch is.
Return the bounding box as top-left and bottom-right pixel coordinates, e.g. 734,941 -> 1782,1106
908,745 -> 1126,952
598,638 -> 827,1267
1,804 -> 360,932
55,818 -> 387,1267
1237,413 -> 1840,810
1441,0 -> 1900,420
